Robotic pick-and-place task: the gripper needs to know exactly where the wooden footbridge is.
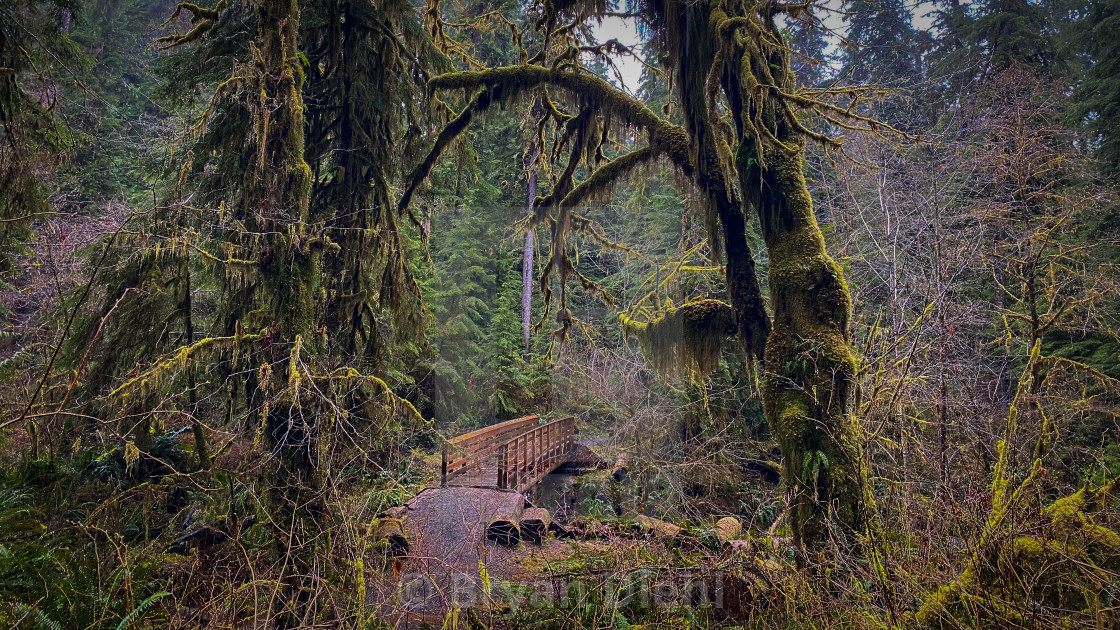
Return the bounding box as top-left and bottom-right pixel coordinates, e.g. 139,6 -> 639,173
440,415 -> 575,493
370,415 -> 580,621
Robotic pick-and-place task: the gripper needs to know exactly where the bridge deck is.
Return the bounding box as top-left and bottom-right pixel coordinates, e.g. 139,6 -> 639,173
368,486 -> 528,621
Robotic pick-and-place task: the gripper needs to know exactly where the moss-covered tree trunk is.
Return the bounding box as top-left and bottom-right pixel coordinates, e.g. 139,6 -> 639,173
741,137 -> 864,547
717,10 -> 866,549
665,0 -> 864,547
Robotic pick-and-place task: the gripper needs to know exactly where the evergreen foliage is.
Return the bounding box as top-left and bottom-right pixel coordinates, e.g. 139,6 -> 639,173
1069,0 -> 1120,184
842,0 -> 922,85
0,1 -> 84,277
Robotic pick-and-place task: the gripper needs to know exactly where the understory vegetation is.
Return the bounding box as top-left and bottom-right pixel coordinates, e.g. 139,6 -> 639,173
1,0 -> 1118,628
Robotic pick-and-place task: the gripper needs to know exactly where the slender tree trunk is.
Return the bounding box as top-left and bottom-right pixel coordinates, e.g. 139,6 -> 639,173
935,238 -> 950,491
522,146 -> 537,358
882,169 -> 910,489
182,262 -> 210,470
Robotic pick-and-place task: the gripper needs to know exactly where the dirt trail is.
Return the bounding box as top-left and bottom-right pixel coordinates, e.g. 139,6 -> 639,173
368,487 -> 550,624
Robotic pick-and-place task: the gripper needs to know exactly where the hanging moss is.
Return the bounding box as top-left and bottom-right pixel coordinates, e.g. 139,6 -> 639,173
108,332 -> 263,402
621,299 -> 737,380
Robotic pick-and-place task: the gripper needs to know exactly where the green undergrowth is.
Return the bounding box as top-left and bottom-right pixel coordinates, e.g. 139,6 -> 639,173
0,430 -> 431,628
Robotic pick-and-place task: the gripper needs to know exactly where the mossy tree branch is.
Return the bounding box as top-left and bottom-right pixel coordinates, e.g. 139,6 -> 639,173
405,62 -> 771,356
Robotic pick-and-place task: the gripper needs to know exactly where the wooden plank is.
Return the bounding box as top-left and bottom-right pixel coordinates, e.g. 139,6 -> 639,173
448,415 -> 538,447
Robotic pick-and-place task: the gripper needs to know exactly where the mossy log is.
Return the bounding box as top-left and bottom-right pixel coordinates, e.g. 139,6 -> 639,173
521,507 -> 551,544
611,452 -> 629,481
486,514 -> 520,546
374,518 -> 409,556
167,516 -> 256,555
633,514 -> 682,540
715,516 -> 742,546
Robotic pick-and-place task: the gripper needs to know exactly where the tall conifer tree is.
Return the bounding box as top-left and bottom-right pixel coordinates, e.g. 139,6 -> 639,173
842,0 -> 921,85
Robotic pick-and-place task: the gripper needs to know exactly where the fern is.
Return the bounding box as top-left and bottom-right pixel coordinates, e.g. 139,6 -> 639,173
114,591 -> 170,630
10,604 -> 63,630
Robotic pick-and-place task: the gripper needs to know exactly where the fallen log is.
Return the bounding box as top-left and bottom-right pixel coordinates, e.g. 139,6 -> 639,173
715,516 -> 742,546
486,514 -> 520,546
167,516 -> 256,555
611,452 -> 629,481
374,518 -> 409,555
521,507 -> 552,544
633,514 -> 681,540
742,459 -> 782,485
382,506 -> 408,520
548,520 -> 572,539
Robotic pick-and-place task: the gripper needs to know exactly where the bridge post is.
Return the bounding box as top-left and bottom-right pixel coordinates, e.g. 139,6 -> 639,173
497,443 -> 508,490
513,436 -> 521,490
441,443 -> 448,487
529,428 -> 536,480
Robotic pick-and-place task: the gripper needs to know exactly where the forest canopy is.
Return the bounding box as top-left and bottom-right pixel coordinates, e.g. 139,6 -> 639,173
0,0 -> 1118,628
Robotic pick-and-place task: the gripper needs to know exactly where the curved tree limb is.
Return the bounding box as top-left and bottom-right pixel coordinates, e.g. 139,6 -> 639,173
397,89 -> 491,213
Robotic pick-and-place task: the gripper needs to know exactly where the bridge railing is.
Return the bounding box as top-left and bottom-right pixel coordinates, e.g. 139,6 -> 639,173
498,415 -> 575,493
441,415 -> 575,491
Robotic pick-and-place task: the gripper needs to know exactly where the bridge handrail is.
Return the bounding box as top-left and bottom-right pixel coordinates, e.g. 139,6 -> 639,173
448,415 -> 540,448
442,415 -> 539,482
499,415 -> 575,493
